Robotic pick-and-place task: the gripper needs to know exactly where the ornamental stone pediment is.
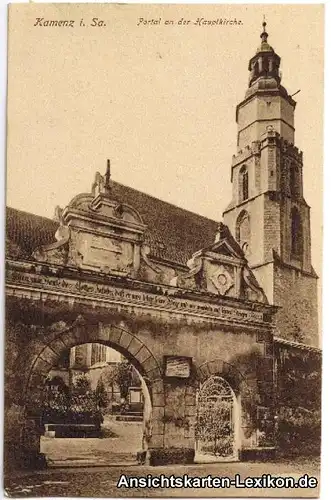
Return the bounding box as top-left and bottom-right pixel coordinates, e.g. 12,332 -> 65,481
171,223 -> 268,303
32,169 -> 147,278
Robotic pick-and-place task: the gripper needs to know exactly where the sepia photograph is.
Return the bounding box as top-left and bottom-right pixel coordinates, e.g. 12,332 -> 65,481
4,3 -> 324,497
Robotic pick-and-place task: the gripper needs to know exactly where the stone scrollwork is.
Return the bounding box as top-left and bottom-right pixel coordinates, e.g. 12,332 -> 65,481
242,267 -> 268,303
141,245 -> 162,274
32,219 -> 70,266
170,256 -> 203,288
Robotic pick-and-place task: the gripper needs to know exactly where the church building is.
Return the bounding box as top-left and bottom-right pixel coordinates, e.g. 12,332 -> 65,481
4,22 -> 321,469
223,22 -> 319,346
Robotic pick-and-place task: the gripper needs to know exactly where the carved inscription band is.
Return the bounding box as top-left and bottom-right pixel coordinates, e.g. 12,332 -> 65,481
6,270 -> 267,324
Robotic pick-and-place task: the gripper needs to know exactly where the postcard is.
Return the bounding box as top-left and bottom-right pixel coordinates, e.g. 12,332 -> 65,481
4,3 -> 323,497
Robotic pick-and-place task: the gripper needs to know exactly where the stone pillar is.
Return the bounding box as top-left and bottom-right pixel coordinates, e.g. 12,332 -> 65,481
148,380 -> 195,466
141,378 -> 152,451
3,403 -> 25,471
20,415 -> 47,469
86,343 -> 92,366
239,336 -> 276,461
258,56 -> 263,72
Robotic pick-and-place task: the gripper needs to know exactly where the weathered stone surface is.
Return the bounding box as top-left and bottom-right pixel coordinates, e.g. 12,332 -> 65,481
151,379 -> 164,395
185,405 -> 196,417
136,347 -> 153,366
4,257 -> 283,470
105,326 -> 123,344
151,417 -> 164,435
149,434 -> 164,448
38,345 -> 60,367
118,330 -> 133,349
127,336 -> 144,356
31,357 -> 53,376
197,363 -> 210,379
207,358 -> 224,376
142,354 -> 159,372
145,367 -> 161,381
149,447 -> 195,466
152,393 -> 165,407
184,394 -> 196,406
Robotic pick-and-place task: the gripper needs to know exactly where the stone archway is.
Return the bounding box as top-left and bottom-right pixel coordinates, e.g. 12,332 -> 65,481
22,316 -> 165,468
195,358 -> 253,462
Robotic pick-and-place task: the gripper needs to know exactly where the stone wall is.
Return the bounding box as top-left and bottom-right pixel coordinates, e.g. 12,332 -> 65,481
223,195 -> 266,267
273,263 -> 319,346
237,95 -> 295,148
4,291 -> 275,469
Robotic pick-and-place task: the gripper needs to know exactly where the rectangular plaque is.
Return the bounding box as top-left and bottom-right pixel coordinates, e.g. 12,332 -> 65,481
164,355 -> 192,379
83,235 -> 122,268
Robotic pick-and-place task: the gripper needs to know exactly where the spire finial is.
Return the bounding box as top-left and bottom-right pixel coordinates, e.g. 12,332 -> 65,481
105,159 -> 111,189
260,16 -> 268,43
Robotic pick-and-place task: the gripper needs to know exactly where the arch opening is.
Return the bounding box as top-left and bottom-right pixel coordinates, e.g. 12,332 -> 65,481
23,323 -> 162,468
290,165 -> 300,198
238,165 -> 249,202
291,206 -> 303,259
195,375 -> 239,463
236,210 -> 250,256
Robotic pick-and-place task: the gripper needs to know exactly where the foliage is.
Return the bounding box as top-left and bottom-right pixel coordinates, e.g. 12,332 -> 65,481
108,360 -> 133,400
276,348 -> 322,456
4,403 -> 24,444
196,400 -> 234,456
277,350 -> 321,410
162,414 -> 190,430
72,373 -> 92,395
100,364 -> 118,390
41,375 -> 103,425
277,406 -> 321,456
95,378 -> 109,409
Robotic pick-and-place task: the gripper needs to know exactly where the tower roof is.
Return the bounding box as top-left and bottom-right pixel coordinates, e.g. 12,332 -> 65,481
244,19 -> 295,102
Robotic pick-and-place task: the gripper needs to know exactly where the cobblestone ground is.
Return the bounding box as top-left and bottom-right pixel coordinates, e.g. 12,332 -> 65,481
4,458 -> 320,498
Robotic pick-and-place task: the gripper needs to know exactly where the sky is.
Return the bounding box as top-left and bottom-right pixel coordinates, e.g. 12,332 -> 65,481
6,3 -> 323,275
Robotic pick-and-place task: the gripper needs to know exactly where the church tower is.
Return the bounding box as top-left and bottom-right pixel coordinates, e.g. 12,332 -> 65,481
223,22 -> 319,346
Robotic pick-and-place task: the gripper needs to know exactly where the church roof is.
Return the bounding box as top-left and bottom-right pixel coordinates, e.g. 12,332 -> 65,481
6,208 -> 59,260
6,181 -> 220,267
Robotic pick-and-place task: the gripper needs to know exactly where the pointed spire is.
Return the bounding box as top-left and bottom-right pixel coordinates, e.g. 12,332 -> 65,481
91,160 -> 112,197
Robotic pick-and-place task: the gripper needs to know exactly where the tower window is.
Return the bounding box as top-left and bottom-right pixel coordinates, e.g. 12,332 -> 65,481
254,61 -> 259,77
262,56 -> 269,73
291,207 -> 303,258
239,165 -> 249,202
290,165 -> 300,198
236,210 -> 250,256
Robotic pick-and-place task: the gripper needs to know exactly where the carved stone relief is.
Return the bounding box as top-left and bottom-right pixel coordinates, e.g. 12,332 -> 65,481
209,264 -> 235,295
172,230 -> 268,304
